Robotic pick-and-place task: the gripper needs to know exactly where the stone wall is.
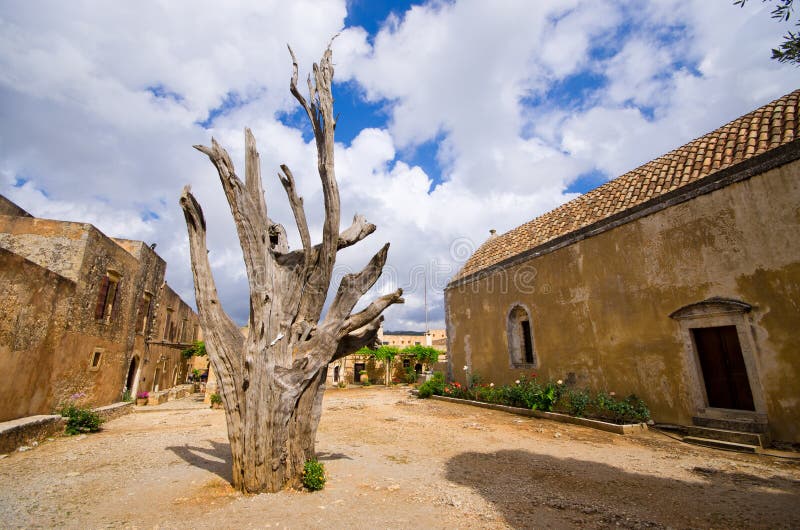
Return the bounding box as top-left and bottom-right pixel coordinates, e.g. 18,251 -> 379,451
0,248 -> 76,421
0,199 -> 200,422
0,217 -> 89,281
445,159 -> 800,442
0,415 -> 65,454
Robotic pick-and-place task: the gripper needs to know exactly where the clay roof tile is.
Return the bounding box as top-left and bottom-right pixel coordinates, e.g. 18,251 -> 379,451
454,89 -> 800,281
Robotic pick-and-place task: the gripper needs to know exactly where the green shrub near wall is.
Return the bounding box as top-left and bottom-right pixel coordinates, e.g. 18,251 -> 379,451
420,374 -> 650,425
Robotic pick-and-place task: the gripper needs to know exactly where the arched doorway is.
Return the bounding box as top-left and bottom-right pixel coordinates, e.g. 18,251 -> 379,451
125,355 -> 141,396
333,365 -> 340,383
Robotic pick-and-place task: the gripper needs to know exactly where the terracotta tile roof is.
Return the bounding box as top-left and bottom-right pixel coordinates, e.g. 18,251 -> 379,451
454,89 -> 799,281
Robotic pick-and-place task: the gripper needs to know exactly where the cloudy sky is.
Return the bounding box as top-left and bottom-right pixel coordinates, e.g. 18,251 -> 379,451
0,0 -> 796,330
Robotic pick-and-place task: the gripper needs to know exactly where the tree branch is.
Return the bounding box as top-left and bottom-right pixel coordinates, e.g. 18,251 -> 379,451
338,214 -> 376,249
339,289 -> 404,338
244,128 -> 268,224
194,138 -> 272,318
290,43 -> 341,323
178,186 -> 244,372
332,317 -> 384,361
278,164 -> 311,264
325,243 -> 391,326
287,45 -> 319,136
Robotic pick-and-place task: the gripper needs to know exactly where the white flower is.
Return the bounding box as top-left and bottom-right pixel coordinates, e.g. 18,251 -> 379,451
515,379 -> 520,385
463,365 -> 468,371
489,383 -> 495,387
557,379 -> 563,385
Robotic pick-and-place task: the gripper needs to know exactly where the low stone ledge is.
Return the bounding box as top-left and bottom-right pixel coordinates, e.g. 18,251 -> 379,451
430,395 -> 648,435
136,384 -> 196,408
0,415 -> 65,454
92,402 -> 134,422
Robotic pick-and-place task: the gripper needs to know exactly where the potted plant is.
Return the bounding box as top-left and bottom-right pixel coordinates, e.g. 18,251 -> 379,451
359,370 -> 369,384
135,391 -> 149,406
210,393 -> 223,409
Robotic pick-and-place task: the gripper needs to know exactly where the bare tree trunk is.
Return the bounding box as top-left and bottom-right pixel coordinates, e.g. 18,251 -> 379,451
179,43 -> 403,493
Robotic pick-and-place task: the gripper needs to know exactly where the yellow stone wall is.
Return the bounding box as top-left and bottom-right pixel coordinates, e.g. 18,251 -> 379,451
445,160 -> 800,442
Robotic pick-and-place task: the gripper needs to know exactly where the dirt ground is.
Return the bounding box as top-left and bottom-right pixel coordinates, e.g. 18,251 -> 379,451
1,386 -> 798,529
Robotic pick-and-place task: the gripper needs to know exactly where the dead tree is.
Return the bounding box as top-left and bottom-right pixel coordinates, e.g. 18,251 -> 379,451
179,44 -> 403,493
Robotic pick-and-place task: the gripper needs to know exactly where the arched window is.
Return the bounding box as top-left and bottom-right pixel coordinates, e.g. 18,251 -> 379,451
507,305 -> 535,367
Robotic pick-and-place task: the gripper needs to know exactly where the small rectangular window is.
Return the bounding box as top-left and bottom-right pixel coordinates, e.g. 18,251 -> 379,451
89,349 -> 103,371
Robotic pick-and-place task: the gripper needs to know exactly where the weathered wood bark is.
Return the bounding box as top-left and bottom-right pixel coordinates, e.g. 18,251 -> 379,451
180,44 -> 403,493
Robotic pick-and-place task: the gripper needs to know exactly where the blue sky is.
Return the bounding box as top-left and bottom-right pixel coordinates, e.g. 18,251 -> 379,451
0,0 -> 796,330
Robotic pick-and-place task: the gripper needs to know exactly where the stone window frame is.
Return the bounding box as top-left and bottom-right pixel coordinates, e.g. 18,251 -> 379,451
95,269 -> 122,324
163,307 -> 174,341
135,291 -> 153,335
507,303 -> 537,369
88,348 -> 104,372
670,297 -> 767,421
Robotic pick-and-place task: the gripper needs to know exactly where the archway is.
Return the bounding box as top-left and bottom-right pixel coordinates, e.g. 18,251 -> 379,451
333,365 -> 340,383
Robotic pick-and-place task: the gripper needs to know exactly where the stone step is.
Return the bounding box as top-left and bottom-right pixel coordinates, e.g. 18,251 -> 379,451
686,426 -> 767,447
692,415 -> 768,434
683,436 -> 760,453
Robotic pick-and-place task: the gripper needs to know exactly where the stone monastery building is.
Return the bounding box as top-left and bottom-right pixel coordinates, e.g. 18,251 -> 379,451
0,196 -> 199,421
446,90 -> 800,444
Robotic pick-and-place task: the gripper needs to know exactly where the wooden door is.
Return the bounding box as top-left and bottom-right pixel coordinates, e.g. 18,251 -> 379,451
692,326 -> 755,410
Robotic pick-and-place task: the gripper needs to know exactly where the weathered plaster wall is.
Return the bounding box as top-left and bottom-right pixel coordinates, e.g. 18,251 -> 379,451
0,249 -> 74,421
0,207 -> 199,421
0,217 -> 89,281
446,160 -> 800,442
141,284 -> 198,392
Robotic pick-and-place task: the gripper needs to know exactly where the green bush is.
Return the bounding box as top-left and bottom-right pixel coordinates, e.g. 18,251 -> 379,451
590,392 -> 651,424
557,388 -> 591,417
182,340 -> 207,359
60,404 -> 104,435
417,372 -> 444,398
210,393 -> 223,406
404,366 -> 418,384
122,389 -> 133,402
302,459 -> 326,491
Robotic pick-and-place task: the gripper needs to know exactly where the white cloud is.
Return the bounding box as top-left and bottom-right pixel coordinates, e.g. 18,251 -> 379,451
0,0 -> 796,331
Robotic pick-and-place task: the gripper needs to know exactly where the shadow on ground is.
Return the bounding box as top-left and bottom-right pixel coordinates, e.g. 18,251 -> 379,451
445,449 -> 800,529
168,440 -> 232,483
317,451 -> 353,461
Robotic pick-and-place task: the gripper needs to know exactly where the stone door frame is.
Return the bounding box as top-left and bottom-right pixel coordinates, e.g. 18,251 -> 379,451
670,297 -> 767,422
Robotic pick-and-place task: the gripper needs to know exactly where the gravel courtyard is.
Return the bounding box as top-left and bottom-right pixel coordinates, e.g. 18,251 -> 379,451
1,386 -> 798,529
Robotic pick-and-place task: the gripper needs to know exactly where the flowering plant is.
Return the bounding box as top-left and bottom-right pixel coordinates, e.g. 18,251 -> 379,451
136,391 -> 149,399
